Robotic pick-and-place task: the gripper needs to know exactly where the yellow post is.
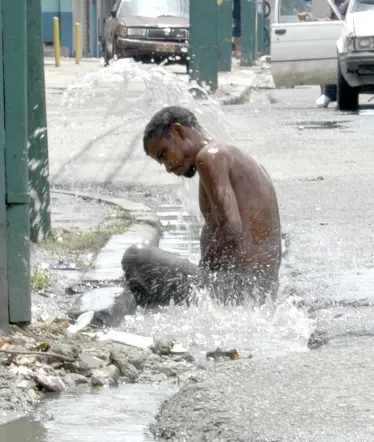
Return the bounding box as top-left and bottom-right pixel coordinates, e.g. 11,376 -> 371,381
53,16 -> 60,67
75,22 -> 81,64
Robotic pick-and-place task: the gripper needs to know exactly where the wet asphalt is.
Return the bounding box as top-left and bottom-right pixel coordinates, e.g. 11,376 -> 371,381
48,73 -> 374,440
152,87 -> 374,441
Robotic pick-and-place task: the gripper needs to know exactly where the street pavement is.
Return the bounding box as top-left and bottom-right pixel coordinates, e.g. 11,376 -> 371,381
44,59 -> 374,440
153,89 -> 374,440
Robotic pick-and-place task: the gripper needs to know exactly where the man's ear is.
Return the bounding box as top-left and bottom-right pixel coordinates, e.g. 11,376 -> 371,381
171,123 -> 185,140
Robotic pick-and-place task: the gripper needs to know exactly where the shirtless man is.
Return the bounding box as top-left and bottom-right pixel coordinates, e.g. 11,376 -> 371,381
121,106 -> 281,307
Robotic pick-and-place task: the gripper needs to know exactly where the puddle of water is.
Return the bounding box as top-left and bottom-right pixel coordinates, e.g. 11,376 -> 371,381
36,384 -> 176,442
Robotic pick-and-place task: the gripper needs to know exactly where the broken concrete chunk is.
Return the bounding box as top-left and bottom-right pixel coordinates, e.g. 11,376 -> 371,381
78,352 -> 105,370
69,287 -> 137,327
91,365 -> 120,387
67,373 -> 90,386
32,368 -> 65,392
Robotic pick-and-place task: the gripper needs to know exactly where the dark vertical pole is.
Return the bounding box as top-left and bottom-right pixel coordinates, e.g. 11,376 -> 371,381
241,0 -> 256,66
27,0 -> 52,243
256,0 -> 264,55
217,0 -> 233,72
0,0 -> 9,329
189,0 -> 218,92
3,0 -> 31,324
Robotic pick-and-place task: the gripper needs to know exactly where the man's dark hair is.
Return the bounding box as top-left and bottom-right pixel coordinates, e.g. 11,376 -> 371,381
143,106 -> 202,153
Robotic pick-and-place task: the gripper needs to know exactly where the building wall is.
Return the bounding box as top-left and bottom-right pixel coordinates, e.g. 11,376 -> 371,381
42,0 -> 115,58
42,0 -> 74,56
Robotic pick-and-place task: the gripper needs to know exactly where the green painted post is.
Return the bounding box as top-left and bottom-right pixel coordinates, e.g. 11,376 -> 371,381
256,0 -> 264,55
27,0 -> 52,243
241,0 -> 256,66
217,0 -> 233,72
189,0 -> 218,92
3,0 -> 31,324
0,0 -> 9,329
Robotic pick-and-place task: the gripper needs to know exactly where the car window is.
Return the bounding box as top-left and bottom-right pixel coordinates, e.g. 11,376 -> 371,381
278,0 -> 342,22
279,0 -> 312,22
119,0 -> 189,18
351,0 -> 374,12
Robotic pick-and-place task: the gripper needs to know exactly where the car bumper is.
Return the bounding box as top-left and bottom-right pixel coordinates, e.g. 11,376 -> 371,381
340,51 -> 374,87
115,37 -> 188,58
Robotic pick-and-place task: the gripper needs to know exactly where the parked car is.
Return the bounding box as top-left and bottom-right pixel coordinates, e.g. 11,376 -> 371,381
271,0 -> 374,111
101,0 -> 189,69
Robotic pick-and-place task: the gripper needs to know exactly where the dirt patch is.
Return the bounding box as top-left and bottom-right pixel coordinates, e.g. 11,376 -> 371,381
41,208 -> 132,269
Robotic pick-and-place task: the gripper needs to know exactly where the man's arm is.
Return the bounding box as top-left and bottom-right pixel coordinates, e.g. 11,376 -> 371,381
197,147 -> 243,268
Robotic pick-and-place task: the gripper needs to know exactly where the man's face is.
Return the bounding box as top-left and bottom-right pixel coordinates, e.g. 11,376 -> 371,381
145,126 -> 197,178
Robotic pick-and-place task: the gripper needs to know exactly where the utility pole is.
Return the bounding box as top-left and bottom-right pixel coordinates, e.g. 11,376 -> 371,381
217,0 -> 233,72
241,0 -> 257,66
3,0 -> 31,323
27,0 -> 52,243
0,0 -> 9,329
189,0 -> 218,92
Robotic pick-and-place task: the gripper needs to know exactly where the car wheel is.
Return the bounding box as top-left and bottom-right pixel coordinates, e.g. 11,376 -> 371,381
337,60 -> 359,112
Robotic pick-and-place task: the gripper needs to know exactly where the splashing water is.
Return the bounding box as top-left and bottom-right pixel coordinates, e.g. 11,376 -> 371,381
50,59 -> 314,357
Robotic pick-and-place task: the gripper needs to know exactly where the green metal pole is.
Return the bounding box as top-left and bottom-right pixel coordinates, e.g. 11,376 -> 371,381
27,0 -> 52,243
3,0 -> 31,324
0,0 -> 9,329
189,0 -> 218,92
241,0 -> 256,66
217,0 -> 233,72
256,0 -> 264,56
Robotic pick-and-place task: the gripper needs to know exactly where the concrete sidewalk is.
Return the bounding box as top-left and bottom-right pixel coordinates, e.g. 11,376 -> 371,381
31,189 -> 161,325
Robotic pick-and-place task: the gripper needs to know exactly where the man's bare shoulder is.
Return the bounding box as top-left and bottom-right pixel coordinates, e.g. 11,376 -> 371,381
196,142 -> 233,165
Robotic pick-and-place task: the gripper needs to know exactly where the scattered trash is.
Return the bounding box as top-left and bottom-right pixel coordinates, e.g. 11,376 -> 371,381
99,330 -> 154,349
171,343 -> 188,354
49,261 -> 80,271
206,348 -> 240,362
67,311 -> 95,334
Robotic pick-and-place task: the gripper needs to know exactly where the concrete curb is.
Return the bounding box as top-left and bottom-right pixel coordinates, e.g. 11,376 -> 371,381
50,190 -> 162,283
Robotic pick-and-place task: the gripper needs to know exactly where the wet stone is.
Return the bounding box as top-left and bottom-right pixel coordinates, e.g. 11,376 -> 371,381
110,353 -> 139,383
69,286 -> 137,327
78,353 -> 105,370
66,373 -> 90,386
45,343 -> 80,360
91,365 -> 120,387
63,361 -> 92,377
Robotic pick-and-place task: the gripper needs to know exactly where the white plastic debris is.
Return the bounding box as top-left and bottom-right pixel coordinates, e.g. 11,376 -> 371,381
67,311 -> 95,334
170,343 -> 188,354
98,330 -> 154,349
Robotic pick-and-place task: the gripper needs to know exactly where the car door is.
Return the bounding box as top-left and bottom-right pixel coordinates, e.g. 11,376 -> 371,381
271,0 -> 344,87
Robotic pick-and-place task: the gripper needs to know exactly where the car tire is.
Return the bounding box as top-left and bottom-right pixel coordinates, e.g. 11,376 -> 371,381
337,59 -> 359,112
